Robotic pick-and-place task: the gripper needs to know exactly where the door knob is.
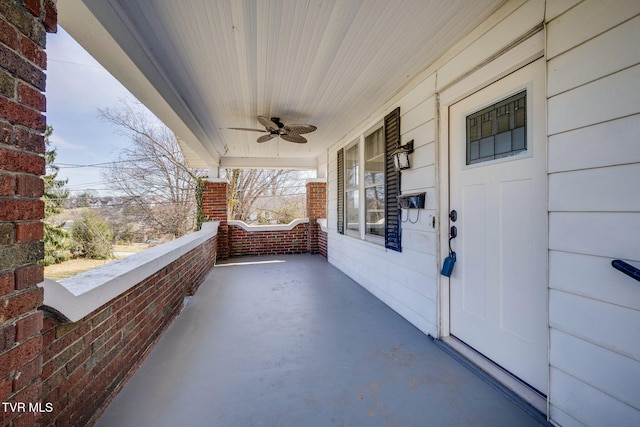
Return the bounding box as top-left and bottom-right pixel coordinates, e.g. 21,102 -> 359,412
449,210 -> 457,222
442,223 -> 458,277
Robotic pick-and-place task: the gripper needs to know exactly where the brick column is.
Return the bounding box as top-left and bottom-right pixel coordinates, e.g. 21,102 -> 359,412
305,180 -> 326,254
202,180 -> 229,259
0,1 -> 57,425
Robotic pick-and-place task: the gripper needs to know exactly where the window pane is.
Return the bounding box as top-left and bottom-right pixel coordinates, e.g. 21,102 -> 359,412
365,127 -> 385,238
512,127 -> 525,150
346,144 -> 359,188
479,136 -> 494,158
346,190 -> 359,232
365,128 -> 384,161
365,186 -> 384,237
345,142 -> 359,232
468,140 -> 479,162
495,131 -> 511,154
365,128 -> 384,186
466,90 -> 527,165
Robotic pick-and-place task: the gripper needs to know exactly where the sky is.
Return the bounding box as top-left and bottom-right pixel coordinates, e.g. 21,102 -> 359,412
46,27 -> 147,196
45,28 -> 315,197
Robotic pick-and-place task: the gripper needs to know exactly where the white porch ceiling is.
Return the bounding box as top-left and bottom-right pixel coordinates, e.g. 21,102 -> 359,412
58,0 -> 506,170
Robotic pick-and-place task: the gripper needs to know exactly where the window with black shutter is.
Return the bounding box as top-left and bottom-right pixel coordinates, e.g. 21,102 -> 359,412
335,108 -> 401,251
384,108 -> 401,252
337,148 -> 344,234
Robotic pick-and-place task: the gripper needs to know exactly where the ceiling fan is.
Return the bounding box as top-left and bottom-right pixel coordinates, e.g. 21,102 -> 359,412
229,116 -> 317,143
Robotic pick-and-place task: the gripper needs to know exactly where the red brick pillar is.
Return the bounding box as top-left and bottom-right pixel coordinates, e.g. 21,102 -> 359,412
202,180 -> 229,259
305,180 -> 326,254
0,1 -> 57,425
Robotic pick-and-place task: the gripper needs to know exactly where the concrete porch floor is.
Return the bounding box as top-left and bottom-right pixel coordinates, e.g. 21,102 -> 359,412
96,254 -> 549,427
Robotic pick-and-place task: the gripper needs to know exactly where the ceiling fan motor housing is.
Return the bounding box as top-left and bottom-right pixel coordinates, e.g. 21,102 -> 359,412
270,117 -> 285,130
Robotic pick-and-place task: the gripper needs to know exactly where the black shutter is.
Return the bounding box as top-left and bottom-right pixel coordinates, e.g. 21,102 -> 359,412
337,148 -> 345,234
384,107 -> 401,252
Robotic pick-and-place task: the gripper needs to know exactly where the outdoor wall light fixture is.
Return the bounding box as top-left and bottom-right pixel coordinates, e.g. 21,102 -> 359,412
392,140 -> 414,171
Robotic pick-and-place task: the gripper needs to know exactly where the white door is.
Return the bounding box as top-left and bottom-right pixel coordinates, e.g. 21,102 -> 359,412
448,59 -> 547,394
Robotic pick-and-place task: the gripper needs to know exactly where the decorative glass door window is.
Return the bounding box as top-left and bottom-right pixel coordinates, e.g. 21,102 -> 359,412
466,90 -> 526,165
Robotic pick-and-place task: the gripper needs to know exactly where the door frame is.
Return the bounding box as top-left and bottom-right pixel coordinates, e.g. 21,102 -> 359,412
436,31 -> 548,413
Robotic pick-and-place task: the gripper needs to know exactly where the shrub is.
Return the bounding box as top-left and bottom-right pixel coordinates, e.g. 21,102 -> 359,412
72,210 -> 113,259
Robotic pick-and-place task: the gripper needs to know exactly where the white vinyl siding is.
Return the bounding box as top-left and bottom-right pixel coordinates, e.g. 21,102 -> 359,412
327,87 -> 438,337
326,0 -> 545,347
435,0 -> 545,92
546,1 -> 640,425
327,3 -> 640,424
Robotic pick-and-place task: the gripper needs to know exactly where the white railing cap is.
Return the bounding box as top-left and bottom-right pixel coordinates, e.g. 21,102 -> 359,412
228,218 -> 309,232
38,221 -> 219,322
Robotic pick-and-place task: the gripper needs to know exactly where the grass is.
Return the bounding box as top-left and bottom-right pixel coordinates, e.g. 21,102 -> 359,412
113,243 -> 149,254
44,258 -> 117,281
44,243 -> 150,281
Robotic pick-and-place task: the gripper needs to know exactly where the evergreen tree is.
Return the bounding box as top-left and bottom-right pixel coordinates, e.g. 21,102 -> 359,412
41,126 -> 71,265
71,210 -> 113,260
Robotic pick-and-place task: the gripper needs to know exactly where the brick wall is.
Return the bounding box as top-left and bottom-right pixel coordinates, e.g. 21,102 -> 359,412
319,229 -> 327,259
306,181 -> 326,219
202,180 -> 228,259
228,223 -> 309,257
0,1 -> 56,425
204,180 -> 328,258
306,181 -> 326,255
40,235 -> 216,426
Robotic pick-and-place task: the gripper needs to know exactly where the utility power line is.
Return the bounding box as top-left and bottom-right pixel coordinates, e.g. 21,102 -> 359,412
57,159 -> 148,169
49,58 -> 104,69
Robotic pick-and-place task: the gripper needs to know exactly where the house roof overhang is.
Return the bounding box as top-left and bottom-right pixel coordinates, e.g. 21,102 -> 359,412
58,0 -> 508,172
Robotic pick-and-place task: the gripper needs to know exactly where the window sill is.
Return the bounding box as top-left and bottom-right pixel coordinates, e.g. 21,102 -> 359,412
339,231 -> 387,251
364,234 -> 385,245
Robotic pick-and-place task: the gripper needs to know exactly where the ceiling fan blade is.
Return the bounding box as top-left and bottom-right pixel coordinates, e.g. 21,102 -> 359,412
257,116 -> 279,132
284,124 -> 317,136
257,134 -> 276,143
281,134 -> 307,144
228,127 -> 268,133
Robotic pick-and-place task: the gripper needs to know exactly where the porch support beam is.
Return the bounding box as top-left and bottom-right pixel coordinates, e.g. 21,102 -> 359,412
58,0 -> 220,168
219,156 -> 318,170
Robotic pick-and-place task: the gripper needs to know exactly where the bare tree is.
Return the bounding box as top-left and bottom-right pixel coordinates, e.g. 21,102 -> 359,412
225,169 -> 309,223
100,101 -> 204,238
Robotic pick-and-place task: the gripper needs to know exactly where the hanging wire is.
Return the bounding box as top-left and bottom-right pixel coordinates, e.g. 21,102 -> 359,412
401,208 -> 420,224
